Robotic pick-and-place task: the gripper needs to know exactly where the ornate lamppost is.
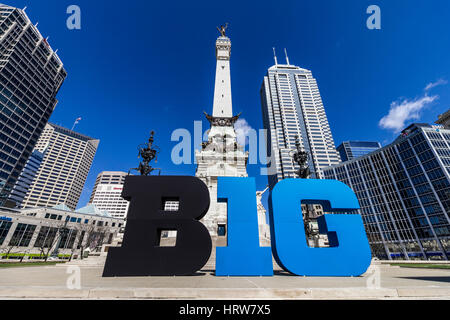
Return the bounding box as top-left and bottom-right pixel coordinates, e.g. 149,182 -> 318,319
291,135 -> 310,179
129,131 -> 161,176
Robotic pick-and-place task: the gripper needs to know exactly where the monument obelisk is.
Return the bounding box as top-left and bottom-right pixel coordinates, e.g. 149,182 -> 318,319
195,24 -> 249,241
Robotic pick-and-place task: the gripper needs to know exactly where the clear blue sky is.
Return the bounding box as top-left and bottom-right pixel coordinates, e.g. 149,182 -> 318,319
6,0 -> 450,208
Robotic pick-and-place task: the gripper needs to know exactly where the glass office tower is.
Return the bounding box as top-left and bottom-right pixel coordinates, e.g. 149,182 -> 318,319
337,141 -> 381,162
324,124 -> 450,260
260,56 -> 340,189
0,5 -> 67,206
7,149 -> 44,207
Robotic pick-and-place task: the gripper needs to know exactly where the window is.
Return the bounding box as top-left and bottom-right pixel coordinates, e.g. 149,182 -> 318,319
0,221 -> 12,246
8,223 -> 36,247
34,226 -> 58,248
218,224 -> 226,237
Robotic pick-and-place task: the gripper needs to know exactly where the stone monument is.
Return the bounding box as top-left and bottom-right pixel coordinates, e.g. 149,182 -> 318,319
195,25 -> 249,240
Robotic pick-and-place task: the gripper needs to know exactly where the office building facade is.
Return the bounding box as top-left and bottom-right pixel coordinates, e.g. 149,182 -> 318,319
337,141 -> 381,162
89,171 -> 130,219
0,204 -> 124,260
7,149 -> 44,207
0,5 -> 67,206
436,109 -> 450,128
323,124 -> 450,260
260,55 -> 340,188
21,123 -> 99,210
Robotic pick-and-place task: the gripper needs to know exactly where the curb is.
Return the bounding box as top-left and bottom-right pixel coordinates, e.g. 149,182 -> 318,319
0,287 -> 449,299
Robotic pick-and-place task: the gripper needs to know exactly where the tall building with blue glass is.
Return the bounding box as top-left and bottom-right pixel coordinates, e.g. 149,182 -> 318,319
324,123 -> 450,260
7,149 -> 44,207
260,54 -> 340,189
0,5 -> 66,206
337,141 -> 381,162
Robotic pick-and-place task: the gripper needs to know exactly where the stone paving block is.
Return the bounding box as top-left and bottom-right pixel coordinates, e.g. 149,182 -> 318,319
397,288 -> 450,298
0,288 -> 90,299
310,288 -> 399,299
88,288 -> 135,299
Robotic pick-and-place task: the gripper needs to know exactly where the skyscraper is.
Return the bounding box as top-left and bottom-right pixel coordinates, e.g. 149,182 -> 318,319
7,149 -> 44,208
0,5 -> 67,206
195,27 -> 249,237
21,123 -> 99,210
436,109 -> 450,129
324,123 -> 450,260
260,51 -> 340,188
337,141 -> 381,162
89,171 -> 130,219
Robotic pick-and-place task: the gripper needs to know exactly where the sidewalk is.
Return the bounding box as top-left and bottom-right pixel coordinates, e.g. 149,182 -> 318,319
0,258 -> 449,299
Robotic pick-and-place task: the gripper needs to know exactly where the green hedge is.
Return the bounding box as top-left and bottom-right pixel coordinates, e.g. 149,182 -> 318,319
0,261 -> 66,268
0,253 -> 71,259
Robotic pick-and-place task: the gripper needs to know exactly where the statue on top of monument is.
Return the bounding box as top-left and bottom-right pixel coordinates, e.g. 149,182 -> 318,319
217,23 -> 229,37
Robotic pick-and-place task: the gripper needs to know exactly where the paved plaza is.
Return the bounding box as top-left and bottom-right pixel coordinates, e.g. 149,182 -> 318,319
0,258 -> 449,299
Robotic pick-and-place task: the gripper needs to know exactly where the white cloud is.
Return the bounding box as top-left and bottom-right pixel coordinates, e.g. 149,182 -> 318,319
379,94 -> 438,133
425,79 -> 447,91
234,118 -> 252,146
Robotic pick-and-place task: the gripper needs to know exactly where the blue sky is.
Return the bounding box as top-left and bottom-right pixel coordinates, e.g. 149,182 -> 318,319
6,0 -> 450,208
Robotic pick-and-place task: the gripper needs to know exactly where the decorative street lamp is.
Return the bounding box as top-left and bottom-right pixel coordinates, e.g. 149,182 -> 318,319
129,131 -> 161,176
291,135 -> 310,179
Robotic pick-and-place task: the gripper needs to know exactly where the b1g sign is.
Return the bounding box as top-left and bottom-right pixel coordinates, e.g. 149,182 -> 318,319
102,176 -> 372,278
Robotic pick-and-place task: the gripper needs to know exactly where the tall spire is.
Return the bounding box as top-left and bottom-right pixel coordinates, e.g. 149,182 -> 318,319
211,25 -> 233,118
273,47 -> 278,65
284,48 -> 290,65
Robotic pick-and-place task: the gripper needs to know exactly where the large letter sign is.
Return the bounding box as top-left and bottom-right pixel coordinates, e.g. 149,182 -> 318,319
215,177 -> 273,276
269,179 -> 372,277
102,176 -> 212,277
102,176 -> 372,277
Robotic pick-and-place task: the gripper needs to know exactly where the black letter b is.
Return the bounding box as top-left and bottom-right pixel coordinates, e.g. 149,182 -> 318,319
102,176 -> 212,277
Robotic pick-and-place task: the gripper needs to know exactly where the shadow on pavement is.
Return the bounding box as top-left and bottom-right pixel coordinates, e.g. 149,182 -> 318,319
398,276 -> 450,283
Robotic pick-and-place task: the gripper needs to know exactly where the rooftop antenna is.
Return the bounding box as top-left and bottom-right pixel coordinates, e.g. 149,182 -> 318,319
284,48 -> 290,65
273,47 -> 278,66
23,6 -> 27,11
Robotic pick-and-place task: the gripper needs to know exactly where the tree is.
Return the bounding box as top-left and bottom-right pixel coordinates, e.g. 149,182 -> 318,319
34,222 -> 68,262
74,223 -> 102,259
87,226 -> 107,253
0,241 -> 19,261
69,223 -> 90,261
1,224 -> 35,262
